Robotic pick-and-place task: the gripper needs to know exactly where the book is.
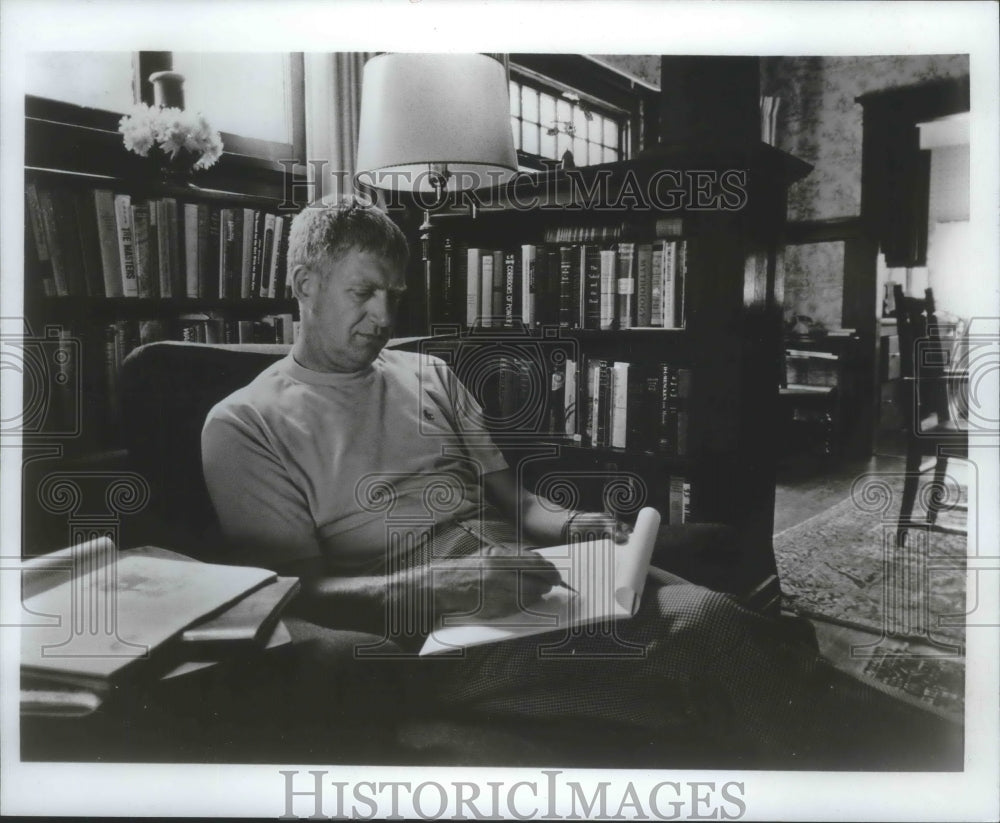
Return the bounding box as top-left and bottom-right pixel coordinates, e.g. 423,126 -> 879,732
113,193 -> 138,297
545,357 -> 566,434
564,356 -> 578,438
181,576 -> 300,646
73,188 -> 105,298
581,245 -> 600,329
154,199 -> 173,298
610,361 -> 630,448
521,244 -> 537,327
668,477 -> 690,524
36,185 -> 71,296
419,507 -> 662,655
599,248 -> 617,331
130,201 -> 156,298
502,250 -> 518,327
491,250 -> 505,321
164,197 -> 184,299
265,215 -> 283,298
466,248 -> 484,326
480,250 -> 494,327
635,242 -> 653,327
616,242 -> 636,330
219,207 -> 244,299
183,203 -> 200,297
240,207 -> 256,298
259,213 -> 277,298
205,206 -> 220,299
557,245 -> 577,328
649,243 -> 663,326
25,182 -> 56,297
93,189 -> 123,298
20,538 -> 276,693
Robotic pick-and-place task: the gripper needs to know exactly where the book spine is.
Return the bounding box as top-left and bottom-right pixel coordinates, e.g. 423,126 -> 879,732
503,250 -> 516,327
203,205 -> 218,299
25,183 -> 56,297
153,200 -> 170,298
610,361 -> 629,448
241,208 -> 256,299
667,476 -> 689,524
635,242 -> 652,326
52,186 -> 88,296
276,216 -> 292,299
675,240 -> 687,328
625,365 -> 650,451
466,248 -> 483,326
546,356 -> 566,434
521,244 -> 536,327
130,202 -> 154,299
581,245 -> 602,330
73,189 -> 105,298
113,194 -> 137,298
145,199 -> 162,298
558,245 -> 576,328
37,186 -> 69,296
662,240 -> 677,329
165,198 -> 183,299
183,204 -> 199,298
599,248 -> 617,331
450,240 -> 468,323
616,242 -> 635,330
480,251 -> 494,327
564,356 -> 578,438
596,360 -> 613,447
260,213 -> 276,298
93,189 -> 123,298
649,244 -> 663,326
491,250 -> 504,320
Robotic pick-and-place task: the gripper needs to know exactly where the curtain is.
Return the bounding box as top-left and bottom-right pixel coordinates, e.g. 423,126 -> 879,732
303,52 -> 373,202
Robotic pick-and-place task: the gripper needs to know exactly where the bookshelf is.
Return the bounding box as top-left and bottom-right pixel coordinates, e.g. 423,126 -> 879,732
24,152 -> 299,459
415,144 -> 811,604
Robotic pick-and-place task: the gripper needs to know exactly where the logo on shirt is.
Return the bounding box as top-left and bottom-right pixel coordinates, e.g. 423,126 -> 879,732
423,409 -> 436,422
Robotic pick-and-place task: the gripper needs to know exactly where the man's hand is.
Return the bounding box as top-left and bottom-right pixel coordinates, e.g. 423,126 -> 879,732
564,511 -> 632,545
426,544 -> 563,620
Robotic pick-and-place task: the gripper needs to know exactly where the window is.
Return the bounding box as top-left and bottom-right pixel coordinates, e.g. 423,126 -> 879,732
25,51 -> 136,113
24,51 -> 304,166
508,72 -> 627,168
172,52 -> 295,146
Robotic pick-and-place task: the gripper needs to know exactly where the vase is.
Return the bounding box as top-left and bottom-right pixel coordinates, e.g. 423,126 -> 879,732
148,146 -> 202,188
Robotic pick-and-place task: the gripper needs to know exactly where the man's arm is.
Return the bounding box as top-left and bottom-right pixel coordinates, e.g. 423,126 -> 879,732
279,551 -> 561,636
483,468 -> 631,545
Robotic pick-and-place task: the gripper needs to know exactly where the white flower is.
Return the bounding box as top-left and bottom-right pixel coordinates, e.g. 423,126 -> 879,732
118,103 -> 224,169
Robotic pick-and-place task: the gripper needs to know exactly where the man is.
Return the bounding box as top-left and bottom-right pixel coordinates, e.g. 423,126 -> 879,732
203,196 -> 961,768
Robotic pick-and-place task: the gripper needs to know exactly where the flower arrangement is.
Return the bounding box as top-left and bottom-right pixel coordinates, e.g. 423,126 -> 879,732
118,103 -> 224,172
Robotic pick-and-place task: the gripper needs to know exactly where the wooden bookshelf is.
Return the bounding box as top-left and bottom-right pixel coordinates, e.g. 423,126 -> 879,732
413,145 -> 811,604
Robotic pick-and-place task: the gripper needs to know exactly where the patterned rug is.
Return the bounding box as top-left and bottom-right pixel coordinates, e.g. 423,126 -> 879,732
774,471 -> 968,717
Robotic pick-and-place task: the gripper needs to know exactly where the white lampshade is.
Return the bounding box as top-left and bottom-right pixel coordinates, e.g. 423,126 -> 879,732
355,53 -> 518,194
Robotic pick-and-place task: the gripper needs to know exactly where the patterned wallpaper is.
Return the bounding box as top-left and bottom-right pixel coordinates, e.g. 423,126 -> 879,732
761,55 -> 970,222
761,55 -> 970,324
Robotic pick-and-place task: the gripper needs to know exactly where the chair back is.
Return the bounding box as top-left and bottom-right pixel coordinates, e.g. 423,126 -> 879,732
120,342 -> 291,558
892,285 -> 952,427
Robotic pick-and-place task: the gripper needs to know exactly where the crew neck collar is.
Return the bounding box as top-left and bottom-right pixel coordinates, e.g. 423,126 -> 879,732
281,353 -> 379,386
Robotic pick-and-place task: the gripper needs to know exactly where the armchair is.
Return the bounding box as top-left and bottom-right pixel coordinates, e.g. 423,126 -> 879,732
109,340 -> 753,767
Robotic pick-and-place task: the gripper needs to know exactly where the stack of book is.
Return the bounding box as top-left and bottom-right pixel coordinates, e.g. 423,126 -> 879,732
25,181 -> 292,301
435,229 -> 688,331
20,539 -> 299,718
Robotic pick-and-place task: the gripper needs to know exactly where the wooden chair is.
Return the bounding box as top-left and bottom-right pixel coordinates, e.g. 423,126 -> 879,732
893,285 -> 968,545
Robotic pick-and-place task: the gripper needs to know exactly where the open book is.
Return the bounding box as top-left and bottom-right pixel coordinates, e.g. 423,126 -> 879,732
420,507 -> 661,656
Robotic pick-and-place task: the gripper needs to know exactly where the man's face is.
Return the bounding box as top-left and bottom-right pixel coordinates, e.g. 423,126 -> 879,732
299,248 -> 407,373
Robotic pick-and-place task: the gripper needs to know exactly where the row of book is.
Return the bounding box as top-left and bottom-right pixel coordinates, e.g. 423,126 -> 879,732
480,354 -> 692,457
434,239 -> 688,332
25,181 -> 293,301
102,314 -> 296,423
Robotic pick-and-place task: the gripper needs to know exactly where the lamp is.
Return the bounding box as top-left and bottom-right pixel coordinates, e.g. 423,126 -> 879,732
355,53 -> 519,329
